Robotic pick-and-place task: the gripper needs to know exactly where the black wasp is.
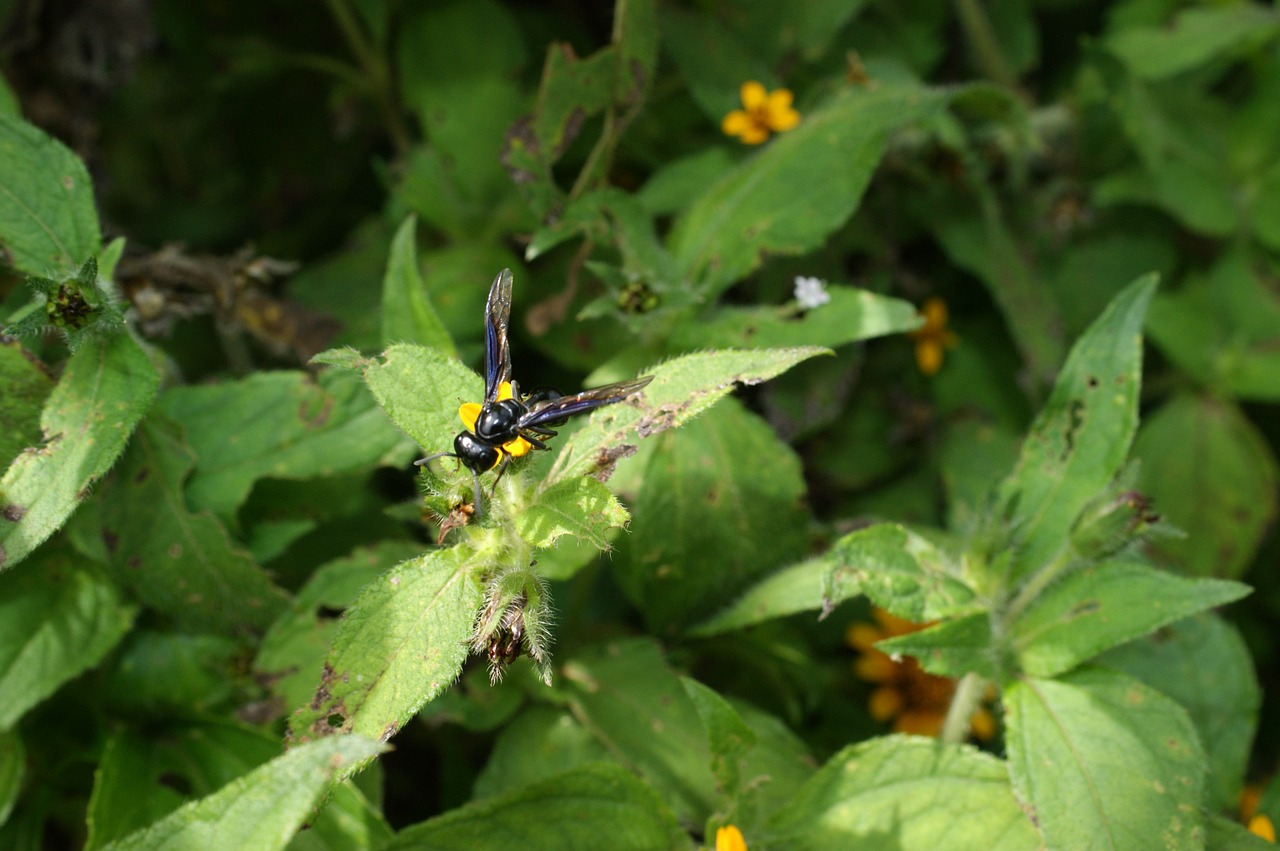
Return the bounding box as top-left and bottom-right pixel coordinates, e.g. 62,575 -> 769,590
417,269 -> 653,511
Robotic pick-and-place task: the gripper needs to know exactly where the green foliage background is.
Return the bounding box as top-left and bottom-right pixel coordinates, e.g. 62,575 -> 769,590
1,1 -> 1278,849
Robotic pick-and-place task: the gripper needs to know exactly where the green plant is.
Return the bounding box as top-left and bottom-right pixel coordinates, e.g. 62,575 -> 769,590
1,2 -> 1277,850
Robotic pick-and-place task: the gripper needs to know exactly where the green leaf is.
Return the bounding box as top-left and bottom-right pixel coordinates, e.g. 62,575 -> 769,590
0,546 -> 135,728
926,185 -> 1066,387
876,613 -> 997,679
381,763 -> 691,851
86,722 -> 390,851
395,1 -> 526,238
356,343 -> 481,457
472,706 -> 611,799
1146,250 -> 1280,402
660,8 -> 776,121
1101,613 -> 1261,814
1105,6 -> 1280,81
1011,561 -> 1250,678
995,275 -> 1156,585
765,736 -> 1038,850
0,338 -> 53,468
667,285 -> 921,350
380,215 -> 456,357
256,541 -> 424,712
98,418 -> 290,634
614,399 -> 808,631
688,557 -> 831,636
98,736 -> 385,851
0,114 -> 100,275
288,548 -> 482,744
1004,667 -> 1204,851
827,524 -> 977,623
516,477 -> 628,552
1206,816 -> 1277,850
681,678 -> 815,832
1133,393 -> 1278,578
669,84 -> 945,296
545,346 -> 829,485
156,369 -> 406,518
0,728 -> 20,826
560,638 -> 717,823
0,333 -> 159,571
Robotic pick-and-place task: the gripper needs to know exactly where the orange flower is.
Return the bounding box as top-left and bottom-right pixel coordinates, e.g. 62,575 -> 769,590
908,297 -> 958,376
847,608 -> 995,740
715,824 -> 748,851
1249,815 -> 1276,843
1242,785 -> 1276,843
722,82 -> 800,145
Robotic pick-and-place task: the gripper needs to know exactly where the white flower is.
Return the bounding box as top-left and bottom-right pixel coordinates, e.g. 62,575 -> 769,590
793,276 -> 830,309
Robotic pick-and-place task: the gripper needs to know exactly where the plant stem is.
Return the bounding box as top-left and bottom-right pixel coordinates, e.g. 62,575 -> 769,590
953,0 -> 1023,94
941,672 -> 985,744
324,0 -> 412,155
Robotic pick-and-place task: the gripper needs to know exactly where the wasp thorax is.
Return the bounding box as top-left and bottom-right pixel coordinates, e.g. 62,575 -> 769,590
474,399 -> 523,441
454,431 -> 500,473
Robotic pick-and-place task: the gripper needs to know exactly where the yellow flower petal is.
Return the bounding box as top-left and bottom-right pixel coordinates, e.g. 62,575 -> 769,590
716,824 -> 748,851
868,686 -> 903,721
764,89 -> 800,131
896,709 -> 946,737
970,707 -> 997,742
845,622 -> 884,651
722,110 -> 752,136
739,80 -> 767,109
915,339 -> 943,375
921,296 -> 948,330
854,652 -> 897,683
1249,814 -> 1276,843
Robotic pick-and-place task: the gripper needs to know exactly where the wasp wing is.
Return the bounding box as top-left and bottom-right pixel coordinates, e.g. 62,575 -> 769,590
483,268 -> 515,401
518,375 -> 653,429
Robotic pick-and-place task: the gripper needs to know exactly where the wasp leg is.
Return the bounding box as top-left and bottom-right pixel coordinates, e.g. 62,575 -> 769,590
520,433 -> 551,451
490,452 -> 513,493
523,425 -> 558,437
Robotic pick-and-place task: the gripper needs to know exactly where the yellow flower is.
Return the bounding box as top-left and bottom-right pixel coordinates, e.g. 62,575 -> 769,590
1242,785 -> 1276,842
715,825 -> 748,851
847,608 -> 995,740
722,81 -> 800,145
908,297 -> 958,376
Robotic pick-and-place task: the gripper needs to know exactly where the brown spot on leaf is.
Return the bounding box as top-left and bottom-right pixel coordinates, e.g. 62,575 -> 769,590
300,391 -> 334,428
127,556 -> 142,569
501,115 -> 540,185
2,504 -> 24,522
1086,375 -> 1099,388
134,466 -> 150,483
590,443 -> 638,481
556,108 -> 587,158
102,529 -> 119,555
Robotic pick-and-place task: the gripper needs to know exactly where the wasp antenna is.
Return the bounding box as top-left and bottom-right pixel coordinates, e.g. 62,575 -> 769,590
415,451 -> 458,467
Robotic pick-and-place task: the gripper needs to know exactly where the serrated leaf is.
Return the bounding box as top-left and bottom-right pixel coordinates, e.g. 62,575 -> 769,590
876,613 -> 997,680
256,541 -> 424,712
381,763 -> 691,851
560,638 -> 717,824
288,548 -> 482,744
995,275 -> 1156,585
669,85 -> 946,296
613,398 -> 808,631
0,337 -> 53,468
764,736 -> 1037,850
688,557 -> 831,637
516,477 -> 628,551
380,215 -> 456,356
0,114 -> 100,275
1134,393 -> 1277,577
358,343 -> 482,456
99,417 -> 289,634
86,722 -> 390,851
667,285 -> 921,350
0,333 -> 159,571
99,736 -> 385,851
1011,561 -> 1250,678
1005,667 -> 1204,851
156,369 -> 405,518
545,346 -> 828,485
1101,613 -> 1261,814
0,546 -> 135,728
827,524 -> 977,623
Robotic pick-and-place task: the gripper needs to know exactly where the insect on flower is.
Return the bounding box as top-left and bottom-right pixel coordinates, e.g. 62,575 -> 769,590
416,269 -> 653,512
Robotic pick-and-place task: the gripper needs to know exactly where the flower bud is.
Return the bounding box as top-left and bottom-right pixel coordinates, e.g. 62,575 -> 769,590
1069,490 -> 1159,560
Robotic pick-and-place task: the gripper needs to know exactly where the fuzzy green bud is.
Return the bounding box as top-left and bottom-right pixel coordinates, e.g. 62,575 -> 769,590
1070,490 -> 1159,561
